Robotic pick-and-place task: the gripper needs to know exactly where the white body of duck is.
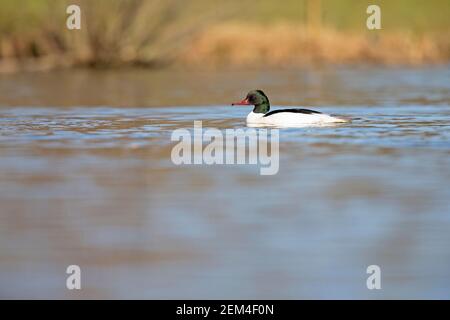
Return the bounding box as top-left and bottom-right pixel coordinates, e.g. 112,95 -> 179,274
246,110 -> 348,126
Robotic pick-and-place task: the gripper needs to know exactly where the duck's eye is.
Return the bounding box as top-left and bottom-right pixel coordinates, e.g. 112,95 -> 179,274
247,95 -> 255,103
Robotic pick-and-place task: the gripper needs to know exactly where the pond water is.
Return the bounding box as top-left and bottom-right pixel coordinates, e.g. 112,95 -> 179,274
0,67 -> 449,298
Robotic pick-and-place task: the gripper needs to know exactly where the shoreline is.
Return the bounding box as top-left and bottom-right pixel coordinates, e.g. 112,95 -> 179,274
1,24 -> 449,74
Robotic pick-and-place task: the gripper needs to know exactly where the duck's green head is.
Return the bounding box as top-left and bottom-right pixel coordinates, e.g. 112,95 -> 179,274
232,90 -> 270,114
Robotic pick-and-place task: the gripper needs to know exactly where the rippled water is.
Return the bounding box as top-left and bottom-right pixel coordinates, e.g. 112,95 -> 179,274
0,67 -> 449,299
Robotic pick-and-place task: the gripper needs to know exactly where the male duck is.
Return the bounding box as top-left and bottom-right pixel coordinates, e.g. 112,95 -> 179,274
232,90 -> 349,127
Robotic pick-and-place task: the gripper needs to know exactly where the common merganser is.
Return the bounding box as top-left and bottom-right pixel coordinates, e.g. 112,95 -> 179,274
232,90 -> 349,127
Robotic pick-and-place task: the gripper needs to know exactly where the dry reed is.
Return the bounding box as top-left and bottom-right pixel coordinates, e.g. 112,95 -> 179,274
180,23 -> 450,68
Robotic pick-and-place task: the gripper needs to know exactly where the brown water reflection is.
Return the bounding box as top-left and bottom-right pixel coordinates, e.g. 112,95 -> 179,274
0,67 -> 449,299
1,66 -> 449,107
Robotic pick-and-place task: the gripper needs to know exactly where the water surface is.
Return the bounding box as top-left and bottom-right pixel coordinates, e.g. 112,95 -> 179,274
0,67 -> 449,299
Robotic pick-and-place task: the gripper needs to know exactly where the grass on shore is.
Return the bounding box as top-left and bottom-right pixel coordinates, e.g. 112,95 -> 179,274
0,0 -> 449,72
181,23 -> 450,67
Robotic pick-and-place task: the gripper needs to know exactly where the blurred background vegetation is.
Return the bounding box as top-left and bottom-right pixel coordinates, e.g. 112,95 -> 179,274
0,0 -> 449,72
